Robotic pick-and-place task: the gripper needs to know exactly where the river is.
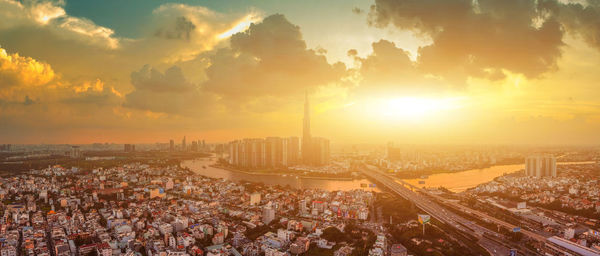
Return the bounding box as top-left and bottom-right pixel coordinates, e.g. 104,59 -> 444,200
183,158 -> 595,193
402,161 -> 596,192
182,157 -> 380,192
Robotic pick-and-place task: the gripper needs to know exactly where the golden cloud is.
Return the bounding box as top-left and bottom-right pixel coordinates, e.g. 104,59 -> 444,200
0,46 -> 55,89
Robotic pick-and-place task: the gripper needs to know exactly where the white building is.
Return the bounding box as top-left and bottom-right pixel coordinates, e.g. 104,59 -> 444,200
250,192 -> 261,206
263,206 -> 275,224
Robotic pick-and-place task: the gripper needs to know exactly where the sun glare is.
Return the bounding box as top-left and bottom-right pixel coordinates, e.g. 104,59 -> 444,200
218,14 -> 261,39
376,97 -> 463,121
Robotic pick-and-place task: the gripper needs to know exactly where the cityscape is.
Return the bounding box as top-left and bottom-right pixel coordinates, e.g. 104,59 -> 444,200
2,0 -> 600,256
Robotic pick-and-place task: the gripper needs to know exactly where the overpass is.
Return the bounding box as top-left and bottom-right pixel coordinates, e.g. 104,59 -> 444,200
360,166 -> 548,243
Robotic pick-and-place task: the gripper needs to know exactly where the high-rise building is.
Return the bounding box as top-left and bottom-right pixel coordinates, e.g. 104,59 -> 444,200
264,137 -> 283,168
283,137 -> 300,166
229,137 -> 300,169
169,139 -> 174,151
302,92 -> 313,165
301,93 -> 330,166
182,136 -> 186,151
525,155 -> 557,178
312,137 -> 330,166
227,92 -> 328,168
191,141 -> 198,151
262,206 -> 275,224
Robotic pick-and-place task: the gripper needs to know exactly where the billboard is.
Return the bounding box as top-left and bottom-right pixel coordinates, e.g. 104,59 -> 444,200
418,214 -> 430,224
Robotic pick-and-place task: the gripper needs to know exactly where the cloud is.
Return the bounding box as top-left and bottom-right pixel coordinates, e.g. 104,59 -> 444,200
352,7 -> 364,15
554,0 -> 600,51
124,65 -> 216,115
130,65 -> 194,92
368,0 -> 564,81
203,14 -> 347,101
62,79 -> 122,107
350,40 -> 444,95
155,16 -> 197,40
0,46 -> 55,89
143,3 -> 262,63
0,0 -> 120,49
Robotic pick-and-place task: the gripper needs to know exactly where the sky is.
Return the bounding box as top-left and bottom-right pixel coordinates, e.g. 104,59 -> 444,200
1,0 -> 600,145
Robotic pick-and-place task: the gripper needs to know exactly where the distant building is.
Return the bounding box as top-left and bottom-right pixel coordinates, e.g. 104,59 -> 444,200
0,144 -> 10,152
70,146 -> 81,158
124,144 -> 135,152
182,136 -> 186,151
191,141 -> 198,151
387,142 -> 402,161
169,139 -> 174,151
525,155 -> 557,178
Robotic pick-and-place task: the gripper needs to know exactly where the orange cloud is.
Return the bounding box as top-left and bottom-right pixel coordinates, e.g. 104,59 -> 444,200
0,46 -> 55,89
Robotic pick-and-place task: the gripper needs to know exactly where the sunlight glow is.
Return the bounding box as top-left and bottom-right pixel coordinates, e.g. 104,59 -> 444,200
218,14 -> 261,39
376,97 -> 463,121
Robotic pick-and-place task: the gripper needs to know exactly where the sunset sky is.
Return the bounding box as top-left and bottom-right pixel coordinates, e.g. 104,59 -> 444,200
1,0 -> 600,145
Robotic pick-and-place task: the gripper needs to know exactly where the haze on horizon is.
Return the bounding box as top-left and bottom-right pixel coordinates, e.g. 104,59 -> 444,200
1,0 -> 600,145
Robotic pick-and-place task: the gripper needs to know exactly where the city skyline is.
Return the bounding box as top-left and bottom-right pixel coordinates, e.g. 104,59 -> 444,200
2,0 -> 600,145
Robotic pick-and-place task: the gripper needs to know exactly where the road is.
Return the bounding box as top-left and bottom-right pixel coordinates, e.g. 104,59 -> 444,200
360,166 -> 539,256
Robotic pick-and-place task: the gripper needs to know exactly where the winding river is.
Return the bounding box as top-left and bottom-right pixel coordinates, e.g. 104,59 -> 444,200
183,158 -> 595,193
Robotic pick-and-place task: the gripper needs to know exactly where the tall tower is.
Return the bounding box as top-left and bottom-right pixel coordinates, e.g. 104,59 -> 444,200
302,92 -> 312,164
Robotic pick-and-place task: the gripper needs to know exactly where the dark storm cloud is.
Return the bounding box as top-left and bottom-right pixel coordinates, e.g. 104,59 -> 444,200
155,16 -> 197,40
202,14 -> 346,100
368,0 -> 564,81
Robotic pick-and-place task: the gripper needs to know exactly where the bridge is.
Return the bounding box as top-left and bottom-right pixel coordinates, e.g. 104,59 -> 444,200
360,165 -> 548,250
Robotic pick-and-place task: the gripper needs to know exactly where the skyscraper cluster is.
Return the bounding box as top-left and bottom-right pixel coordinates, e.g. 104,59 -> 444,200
168,137 -> 206,151
525,155 -> 557,178
228,137 -> 300,168
227,92 -> 330,169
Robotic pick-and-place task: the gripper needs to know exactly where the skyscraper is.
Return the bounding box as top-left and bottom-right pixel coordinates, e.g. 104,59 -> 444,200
182,136 -> 186,151
283,137 -> 300,166
302,92 -> 312,165
312,137 -> 330,166
169,139 -> 174,151
525,155 -> 557,178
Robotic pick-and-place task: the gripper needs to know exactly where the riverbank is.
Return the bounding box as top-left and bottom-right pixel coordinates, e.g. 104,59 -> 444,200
212,164 -> 356,181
